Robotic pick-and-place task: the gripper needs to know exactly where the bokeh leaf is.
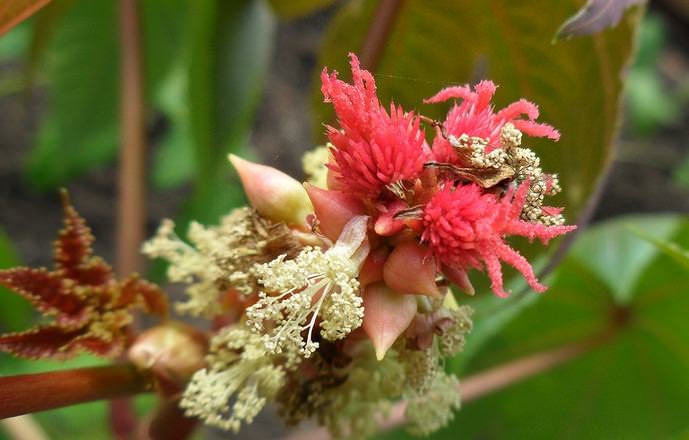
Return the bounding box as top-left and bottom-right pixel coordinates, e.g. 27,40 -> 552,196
631,226 -> 689,271
24,0 -> 190,190
377,215 -> 689,439
555,0 -> 646,40
188,0 -> 274,188
0,230 -> 33,332
314,0 -> 640,227
267,0 -> 335,19
0,0 -> 51,37
25,0 -> 118,189
180,0 -> 273,224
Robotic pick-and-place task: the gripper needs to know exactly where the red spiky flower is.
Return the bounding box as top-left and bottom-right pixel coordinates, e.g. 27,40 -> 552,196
425,80 -> 561,164
421,182 -> 575,297
321,53 -> 427,198
0,191 -> 168,359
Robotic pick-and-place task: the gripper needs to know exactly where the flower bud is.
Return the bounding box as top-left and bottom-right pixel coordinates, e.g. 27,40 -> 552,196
374,200 -> 407,236
229,154 -> 313,226
304,183 -> 365,241
359,246 -> 389,287
362,282 -> 417,360
441,264 -> 475,296
128,322 -> 207,385
383,241 -> 441,297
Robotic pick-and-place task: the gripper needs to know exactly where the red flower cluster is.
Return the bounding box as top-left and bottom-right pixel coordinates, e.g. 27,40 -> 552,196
321,55 -> 428,198
318,53 -> 575,298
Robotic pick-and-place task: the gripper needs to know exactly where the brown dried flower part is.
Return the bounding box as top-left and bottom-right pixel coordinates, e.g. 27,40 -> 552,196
0,190 -> 168,360
142,207 -> 314,318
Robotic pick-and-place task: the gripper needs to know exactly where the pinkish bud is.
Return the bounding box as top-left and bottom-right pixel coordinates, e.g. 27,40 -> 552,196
128,322 -> 207,385
441,264 -> 475,296
374,200 -> 407,236
362,282 -> 417,360
383,241 -> 441,297
359,246 -> 390,287
229,154 -> 313,225
304,183 -> 365,241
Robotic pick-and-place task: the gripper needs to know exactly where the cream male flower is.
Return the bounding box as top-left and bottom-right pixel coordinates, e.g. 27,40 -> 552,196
247,216 -> 370,357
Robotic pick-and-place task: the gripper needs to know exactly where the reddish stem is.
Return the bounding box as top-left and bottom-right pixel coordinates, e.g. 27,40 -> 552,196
0,364 -> 151,420
115,0 -> 147,436
359,0 -> 405,71
146,398 -> 198,440
117,0 -> 146,276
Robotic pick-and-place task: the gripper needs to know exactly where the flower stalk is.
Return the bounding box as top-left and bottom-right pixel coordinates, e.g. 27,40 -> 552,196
0,364 -> 152,420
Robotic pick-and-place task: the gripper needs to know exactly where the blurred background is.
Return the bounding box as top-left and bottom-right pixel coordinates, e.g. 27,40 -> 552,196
1,0 -> 688,439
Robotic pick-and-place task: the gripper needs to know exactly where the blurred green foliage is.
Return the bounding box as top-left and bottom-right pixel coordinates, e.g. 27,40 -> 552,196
626,14 -> 679,136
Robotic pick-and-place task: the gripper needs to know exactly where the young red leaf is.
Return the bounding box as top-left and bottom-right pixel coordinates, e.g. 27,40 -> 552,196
0,268 -> 89,327
0,326 -> 85,360
0,191 -> 169,360
55,190 -> 114,286
116,276 -> 168,316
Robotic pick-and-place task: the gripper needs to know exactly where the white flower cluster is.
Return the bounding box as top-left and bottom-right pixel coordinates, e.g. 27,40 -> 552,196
142,208 -> 302,317
179,326 -> 290,432
246,216 -> 370,358
247,245 -> 363,357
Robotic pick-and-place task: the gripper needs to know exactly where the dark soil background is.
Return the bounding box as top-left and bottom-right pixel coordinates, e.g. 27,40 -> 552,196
0,2 -> 688,439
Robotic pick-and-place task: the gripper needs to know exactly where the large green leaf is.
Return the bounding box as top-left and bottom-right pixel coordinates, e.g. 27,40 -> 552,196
24,0 -> 190,190
377,215 -> 689,439
187,0 -> 274,187
313,0 -> 640,224
25,0 -> 118,189
173,0 -> 273,225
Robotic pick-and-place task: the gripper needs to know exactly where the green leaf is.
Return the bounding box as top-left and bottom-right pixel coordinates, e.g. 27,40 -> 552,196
151,64 -> 195,189
24,0 -> 118,190
377,215 -> 689,439
314,0 -> 640,226
0,20 -> 30,60
24,0 -> 190,190
267,0 -> 335,19
630,225 -> 689,271
0,229 -> 33,332
187,0 -> 274,187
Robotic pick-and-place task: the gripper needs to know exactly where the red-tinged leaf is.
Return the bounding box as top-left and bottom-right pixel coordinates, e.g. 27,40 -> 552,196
71,334 -> 125,358
55,190 -> 113,286
116,276 -> 168,316
362,282 -> 418,360
0,0 -> 52,37
0,267 -> 88,325
555,0 -> 646,40
0,325 -> 84,359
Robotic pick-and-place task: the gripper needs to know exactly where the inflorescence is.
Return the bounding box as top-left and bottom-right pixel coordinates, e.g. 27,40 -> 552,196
143,53 -> 576,439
